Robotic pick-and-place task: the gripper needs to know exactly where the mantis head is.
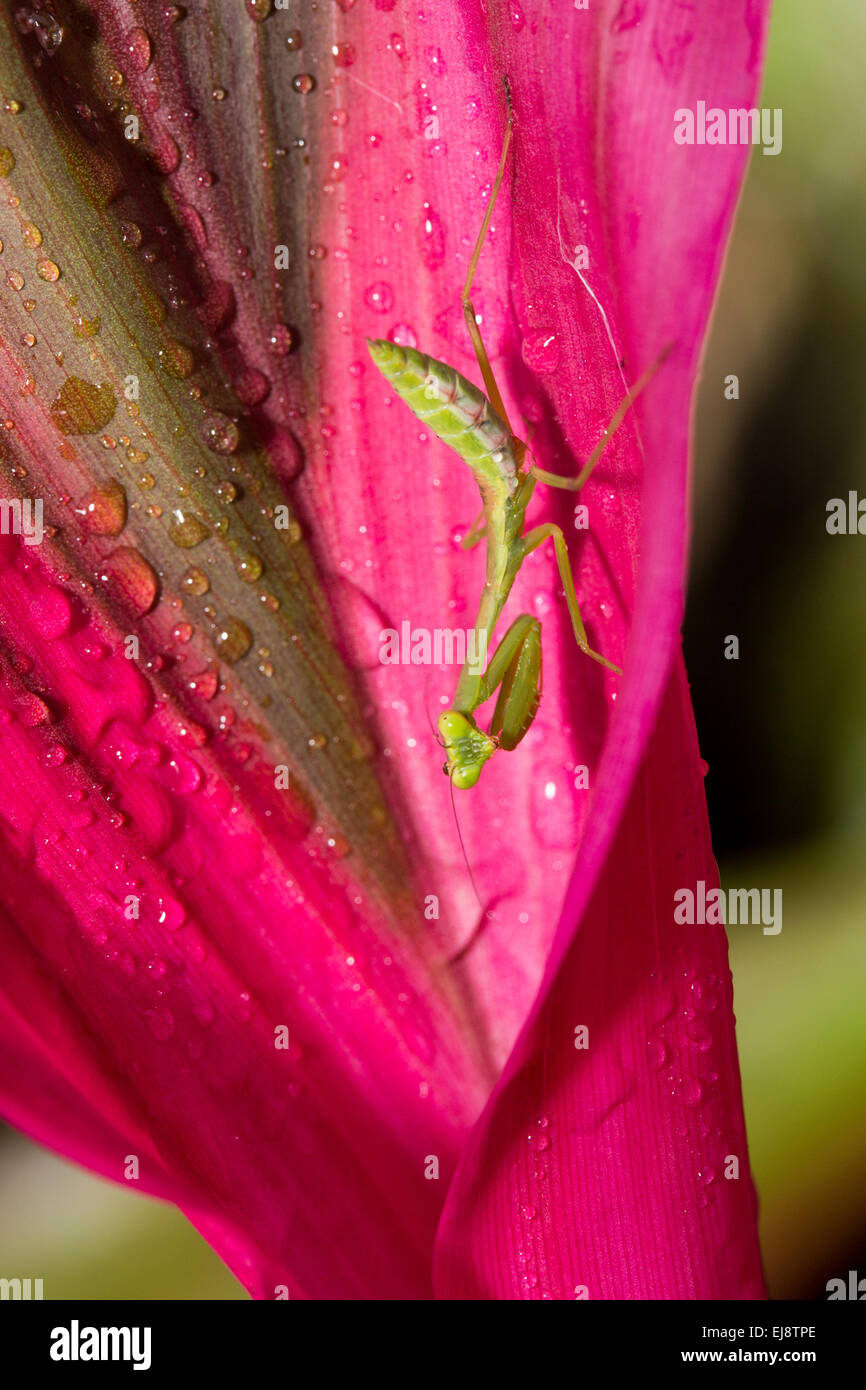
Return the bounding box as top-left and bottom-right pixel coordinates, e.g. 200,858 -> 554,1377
437,710 -> 497,790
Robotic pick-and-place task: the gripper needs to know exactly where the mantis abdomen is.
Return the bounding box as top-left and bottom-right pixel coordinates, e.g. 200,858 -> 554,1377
366,339 -> 519,500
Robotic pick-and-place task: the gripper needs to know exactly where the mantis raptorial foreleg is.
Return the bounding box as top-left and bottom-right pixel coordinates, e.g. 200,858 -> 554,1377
438,614 -> 542,788
522,523 -> 622,673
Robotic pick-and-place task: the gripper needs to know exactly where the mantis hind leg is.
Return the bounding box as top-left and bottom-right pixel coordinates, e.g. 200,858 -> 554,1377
531,343 -> 674,492
522,523 -> 621,674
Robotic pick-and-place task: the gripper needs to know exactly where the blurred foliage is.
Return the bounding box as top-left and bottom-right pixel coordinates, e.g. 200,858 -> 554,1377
690,0 -> 866,1298
1,0 -> 863,1300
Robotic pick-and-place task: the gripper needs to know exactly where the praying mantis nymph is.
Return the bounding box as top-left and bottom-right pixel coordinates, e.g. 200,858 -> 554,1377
367,86 -> 668,788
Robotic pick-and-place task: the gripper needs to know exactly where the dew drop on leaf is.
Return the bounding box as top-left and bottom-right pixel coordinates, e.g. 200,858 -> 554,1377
215,617 -> 253,664
237,553 -> 263,584
159,339 -> 195,379
521,329 -> 562,375
292,74 -> 317,95
267,323 -> 294,356
50,377 -> 116,435
99,547 -> 158,614
388,322 -> 418,347
181,565 -> 210,596
168,510 -> 210,548
151,130 -> 181,174
364,281 -> 395,314
418,203 -> 445,270
234,367 -> 270,406
202,412 -> 240,454
331,42 -> 355,68
530,763 -> 581,848
78,478 -> 127,537
125,26 -> 153,73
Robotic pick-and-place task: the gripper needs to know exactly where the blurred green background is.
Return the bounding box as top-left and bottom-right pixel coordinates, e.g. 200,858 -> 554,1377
687,0 -> 866,1300
0,0 -> 862,1299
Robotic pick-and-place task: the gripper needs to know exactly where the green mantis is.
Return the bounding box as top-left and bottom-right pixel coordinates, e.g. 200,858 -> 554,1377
367,89 -> 666,789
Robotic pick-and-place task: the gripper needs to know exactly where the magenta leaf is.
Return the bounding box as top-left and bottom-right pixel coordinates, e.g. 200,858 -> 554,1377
0,0 -> 769,1298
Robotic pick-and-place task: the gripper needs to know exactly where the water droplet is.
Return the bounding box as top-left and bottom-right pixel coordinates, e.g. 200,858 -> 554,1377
188,667 -> 218,700
168,510 -> 210,548
682,1078 -> 703,1107
50,377 -> 116,435
181,565 -> 210,596
388,322 -> 418,348
292,73 -> 316,95
331,41 -> 355,67
16,693 -> 50,726
285,29 -> 302,51
120,220 -> 142,248
37,257 -> 61,282
327,153 -> 349,183
125,26 -> 152,73
99,547 -> 158,614
16,8 -> 64,54
78,478 -> 127,537
237,553 -> 263,583
234,367 -> 270,406
531,764 -> 580,848
522,329 -> 561,375
364,281 -> 395,314
32,587 -> 72,640
268,323 -> 295,357
159,338 -> 195,379
22,222 -> 42,247
510,1 -> 526,33
151,128 -> 181,173
202,413 -> 239,454
0,148 -> 14,177
166,755 -> 202,794
215,617 -> 252,664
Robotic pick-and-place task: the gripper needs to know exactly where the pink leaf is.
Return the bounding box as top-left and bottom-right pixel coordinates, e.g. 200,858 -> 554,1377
0,0 -> 769,1299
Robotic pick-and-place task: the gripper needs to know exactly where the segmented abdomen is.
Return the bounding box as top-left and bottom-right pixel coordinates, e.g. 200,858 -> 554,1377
366,338 -> 518,495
